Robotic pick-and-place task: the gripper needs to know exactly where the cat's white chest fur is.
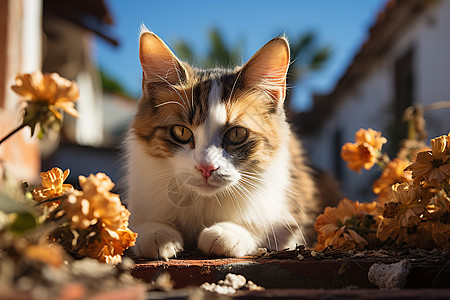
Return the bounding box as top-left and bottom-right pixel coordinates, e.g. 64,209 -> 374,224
125,132 -> 299,258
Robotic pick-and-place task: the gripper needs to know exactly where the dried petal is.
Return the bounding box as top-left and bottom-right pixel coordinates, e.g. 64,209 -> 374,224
32,167 -> 73,207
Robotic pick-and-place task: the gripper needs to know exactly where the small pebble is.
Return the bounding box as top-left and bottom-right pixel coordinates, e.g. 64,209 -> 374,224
201,273 -> 264,294
256,248 -> 268,256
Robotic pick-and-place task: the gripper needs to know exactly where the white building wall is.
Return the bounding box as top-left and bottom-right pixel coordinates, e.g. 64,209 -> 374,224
306,62 -> 394,202
415,0 -> 450,137
306,0 -> 450,202
0,0 -> 42,182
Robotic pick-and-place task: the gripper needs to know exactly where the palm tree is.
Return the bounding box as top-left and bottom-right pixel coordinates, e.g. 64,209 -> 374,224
173,29 -> 331,116
174,28 -> 242,68
285,32 -> 331,117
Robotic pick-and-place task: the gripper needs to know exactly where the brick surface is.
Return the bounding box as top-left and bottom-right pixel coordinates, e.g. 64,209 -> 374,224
132,257 -> 450,289
233,288 -> 450,299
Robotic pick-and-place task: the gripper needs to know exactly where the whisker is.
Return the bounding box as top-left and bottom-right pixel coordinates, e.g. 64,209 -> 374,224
214,194 -> 223,208
240,173 -> 267,184
227,68 -> 243,103
235,184 -> 273,250
172,58 -> 190,107
155,101 -> 187,112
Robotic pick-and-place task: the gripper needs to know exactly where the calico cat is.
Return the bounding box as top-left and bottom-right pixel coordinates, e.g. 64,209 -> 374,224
126,29 -> 332,259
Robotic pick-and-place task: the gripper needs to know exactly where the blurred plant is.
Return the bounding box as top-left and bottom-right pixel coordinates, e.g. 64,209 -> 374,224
174,28 -> 242,68
100,69 -> 131,96
0,71 -> 136,265
284,31 -> 331,115
0,71 -> 143,296
1,165 -> 137,266
0,162 -> 67,296
0,71 -> 79,145
0,164 -> 39,237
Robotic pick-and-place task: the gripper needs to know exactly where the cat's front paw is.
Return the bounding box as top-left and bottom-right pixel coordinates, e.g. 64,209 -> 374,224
132,223 -> 183,260
198,222 -> 257,257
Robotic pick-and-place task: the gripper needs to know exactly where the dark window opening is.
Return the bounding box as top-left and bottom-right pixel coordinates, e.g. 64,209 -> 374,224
333,128 -> 343,181
391,47 -> 415,154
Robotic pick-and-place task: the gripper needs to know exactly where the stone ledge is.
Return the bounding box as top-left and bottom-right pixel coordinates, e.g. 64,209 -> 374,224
233,288 -> 450,299
132,256 -> 450,290
144,288 -> 450,300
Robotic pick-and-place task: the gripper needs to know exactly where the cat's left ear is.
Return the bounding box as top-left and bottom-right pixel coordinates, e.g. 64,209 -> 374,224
240,37 -> 290,104
139,31 -> 187,85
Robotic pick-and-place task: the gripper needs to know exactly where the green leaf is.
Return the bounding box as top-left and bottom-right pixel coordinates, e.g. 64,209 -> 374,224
9,212 -> 38,235
37,126 -> 45,139
309,47 -> 332,70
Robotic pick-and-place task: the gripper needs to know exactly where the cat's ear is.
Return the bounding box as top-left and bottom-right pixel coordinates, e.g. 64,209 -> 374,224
240,37 -> 290,103
139,31 -> 187,85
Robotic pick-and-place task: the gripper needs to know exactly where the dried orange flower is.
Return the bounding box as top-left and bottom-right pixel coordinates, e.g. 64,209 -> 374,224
64,192 -> 97,229
79,226 -> 137,264
427,195 -> 450,248
11,71 -> 79,119
32,167 -> 73,207
341,143 -> 377,173
373,158 -> 413,204
57,172 -> 137,264
355,128 -> 387,151
315,198 -> 377,250
430,221 -> 450,248
377,183 -> 428,241
78,173 -> 130,231
406,134 -> 450,186
386,183 -> 426,225
63,173 -> 129,231
341,128 -> 386,172
398,222 -> 435,249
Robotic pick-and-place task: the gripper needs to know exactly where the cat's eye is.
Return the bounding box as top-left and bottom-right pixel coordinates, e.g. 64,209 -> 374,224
170,125 -> 193,144
224,127 -> 248,145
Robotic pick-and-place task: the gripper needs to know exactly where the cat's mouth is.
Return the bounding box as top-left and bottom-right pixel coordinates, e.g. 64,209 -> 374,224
189,181 -> 223,196
170,171 -> 237,197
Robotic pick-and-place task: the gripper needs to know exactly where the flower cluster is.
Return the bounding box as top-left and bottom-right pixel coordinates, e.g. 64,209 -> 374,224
372,158 -> 413,205
315,199 -> 377,250
316,129 -> 450,250
32,168 -> 137,264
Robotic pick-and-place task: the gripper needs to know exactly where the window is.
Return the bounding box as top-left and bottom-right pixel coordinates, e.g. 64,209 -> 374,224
333,128 -> 343,180
392,47 -> 415,152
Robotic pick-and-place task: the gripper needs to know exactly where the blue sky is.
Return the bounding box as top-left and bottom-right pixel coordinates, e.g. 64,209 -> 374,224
95,0 -> 388,111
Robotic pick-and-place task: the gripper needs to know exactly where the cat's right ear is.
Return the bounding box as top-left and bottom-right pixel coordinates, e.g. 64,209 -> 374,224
139,32 -> 187,85
240,37 -> 290,104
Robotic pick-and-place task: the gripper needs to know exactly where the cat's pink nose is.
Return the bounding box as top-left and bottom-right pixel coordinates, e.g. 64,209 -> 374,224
196,164 -> 218,180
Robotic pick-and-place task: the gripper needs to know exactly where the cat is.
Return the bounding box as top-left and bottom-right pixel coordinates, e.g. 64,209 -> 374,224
125,29 -> 336,259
